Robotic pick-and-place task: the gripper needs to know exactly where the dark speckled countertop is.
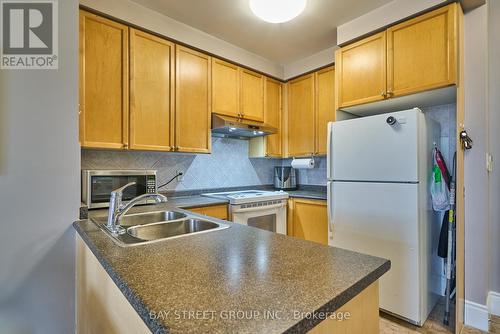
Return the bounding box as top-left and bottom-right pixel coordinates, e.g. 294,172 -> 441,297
74,203 -> 389,334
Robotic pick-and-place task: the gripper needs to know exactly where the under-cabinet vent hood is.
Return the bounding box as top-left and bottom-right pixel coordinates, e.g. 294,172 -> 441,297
211,114 -> 277,139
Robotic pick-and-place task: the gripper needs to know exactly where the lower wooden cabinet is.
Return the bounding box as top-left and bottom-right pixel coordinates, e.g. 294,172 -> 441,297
287,198 -> 328,245
189,204 -> 228,220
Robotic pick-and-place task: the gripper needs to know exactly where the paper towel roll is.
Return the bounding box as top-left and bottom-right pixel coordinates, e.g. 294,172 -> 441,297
291,158 -> 315,169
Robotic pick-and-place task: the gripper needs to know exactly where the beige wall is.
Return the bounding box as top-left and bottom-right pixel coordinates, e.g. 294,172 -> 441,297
464,4 -> 490,306
0,0 -> 80,332
487,0 -> 500,297
283,46 -> 337,80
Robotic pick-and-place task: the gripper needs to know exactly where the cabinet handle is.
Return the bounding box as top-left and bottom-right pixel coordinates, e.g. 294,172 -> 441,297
123,144 -> 129,149
386,90 -> 394,97
381,91 -> 387,98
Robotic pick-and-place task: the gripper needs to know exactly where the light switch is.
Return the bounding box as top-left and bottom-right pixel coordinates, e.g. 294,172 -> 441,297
486,153 -> 493,172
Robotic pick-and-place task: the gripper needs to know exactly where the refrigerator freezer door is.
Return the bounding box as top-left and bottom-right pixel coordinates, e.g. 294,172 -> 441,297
331,109 -> 420,182
329,181 -> 421,323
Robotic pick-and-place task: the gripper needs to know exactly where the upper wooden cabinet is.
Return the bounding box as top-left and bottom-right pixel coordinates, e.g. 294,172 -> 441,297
129,28 -> 174,152
287,198 -> 328,245
211,59 -> 240,118
287,66 -> 335,157
79,11 -> 129,149
248,78 -> 283,158
240,69 -> 265,122
315,66 -> 335,155
336,32 -> 387,108
387,4 -> 457,97
287,74 -> 316,157
264,78 -> 283,157
175,46 -> 212,153
79,10 -> 212,154
211,60 -> 265,122
336,3 -> 458,109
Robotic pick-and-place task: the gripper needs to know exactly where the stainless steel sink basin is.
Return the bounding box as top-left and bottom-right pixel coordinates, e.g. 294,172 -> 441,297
127,219 -> 222,241
92,210 -> 187,227
91,210 -> 229,246
119,211 -> 187,227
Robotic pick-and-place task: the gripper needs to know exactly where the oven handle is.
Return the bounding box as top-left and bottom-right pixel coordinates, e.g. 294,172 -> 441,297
231,202 -> 285,213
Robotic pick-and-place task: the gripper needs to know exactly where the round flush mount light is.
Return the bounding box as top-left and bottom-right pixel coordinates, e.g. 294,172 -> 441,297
249,0 -> 307,24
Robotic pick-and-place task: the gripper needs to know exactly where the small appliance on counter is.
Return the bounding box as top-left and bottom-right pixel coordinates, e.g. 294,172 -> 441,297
274,166 -> 297,190
82,170 -> 157,209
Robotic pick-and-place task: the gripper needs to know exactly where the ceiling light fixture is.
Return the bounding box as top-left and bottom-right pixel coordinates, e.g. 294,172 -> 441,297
249,0 -> 307,24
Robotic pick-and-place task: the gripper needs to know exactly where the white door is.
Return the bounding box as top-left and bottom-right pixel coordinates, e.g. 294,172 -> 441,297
331,109 -> 420,182
329,181 -> 421,323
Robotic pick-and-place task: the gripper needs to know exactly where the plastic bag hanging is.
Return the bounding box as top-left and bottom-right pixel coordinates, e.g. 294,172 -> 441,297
430,148 -> 450,211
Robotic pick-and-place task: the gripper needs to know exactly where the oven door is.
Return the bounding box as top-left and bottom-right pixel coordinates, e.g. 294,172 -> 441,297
230,201 -> 286,235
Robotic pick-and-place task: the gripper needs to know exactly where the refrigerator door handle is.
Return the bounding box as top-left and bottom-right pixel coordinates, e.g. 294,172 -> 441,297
327,182 -> 334,233
327,123 -> 333,180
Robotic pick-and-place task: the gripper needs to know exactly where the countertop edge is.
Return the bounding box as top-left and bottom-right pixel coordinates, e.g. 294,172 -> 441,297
74,220 -> 389,334
73,222 -> 167,334
284,260 -> 391,333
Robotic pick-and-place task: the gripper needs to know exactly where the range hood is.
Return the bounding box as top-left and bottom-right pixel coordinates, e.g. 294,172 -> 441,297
211,114 -> 277,139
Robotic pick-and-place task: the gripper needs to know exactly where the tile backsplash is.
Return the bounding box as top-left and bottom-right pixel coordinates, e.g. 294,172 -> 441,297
82,138 -> 280,191
81,104 -> 456,192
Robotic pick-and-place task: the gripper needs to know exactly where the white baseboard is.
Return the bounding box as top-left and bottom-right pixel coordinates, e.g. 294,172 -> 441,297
465,300 -> 489,331
488,291 -> 500,317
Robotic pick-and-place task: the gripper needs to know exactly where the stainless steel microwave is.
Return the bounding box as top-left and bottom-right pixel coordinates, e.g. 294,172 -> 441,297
82,170 -> 157,209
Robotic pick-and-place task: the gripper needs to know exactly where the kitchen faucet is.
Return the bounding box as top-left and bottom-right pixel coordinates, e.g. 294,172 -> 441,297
106,182 -> 168,235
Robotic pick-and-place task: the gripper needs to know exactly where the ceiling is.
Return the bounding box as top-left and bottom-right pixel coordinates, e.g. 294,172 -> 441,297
130,0 -> 393,64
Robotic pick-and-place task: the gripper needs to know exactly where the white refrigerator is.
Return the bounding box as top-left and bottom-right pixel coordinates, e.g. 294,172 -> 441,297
327,108 -> 441,325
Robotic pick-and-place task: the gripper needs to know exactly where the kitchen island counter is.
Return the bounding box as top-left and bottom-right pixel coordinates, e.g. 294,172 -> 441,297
74,203 -> 389,334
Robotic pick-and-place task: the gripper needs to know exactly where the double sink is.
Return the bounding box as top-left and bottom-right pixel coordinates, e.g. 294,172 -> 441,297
92,210 -> 229,247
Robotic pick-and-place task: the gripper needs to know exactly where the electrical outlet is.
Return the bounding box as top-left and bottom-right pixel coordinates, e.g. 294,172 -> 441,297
176,170 -> 184,182
486,153 -> 493,172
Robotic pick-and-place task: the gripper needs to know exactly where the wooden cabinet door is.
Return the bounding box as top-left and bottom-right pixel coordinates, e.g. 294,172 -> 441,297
175,46 -> 211,153
264,78 -> 282,157
212,59 -> 240,118
79,10 -> 128,149
129,29 -> 174,151
315,66 -> 335,155
287,199 -> 328,245
189,205 -> 228,220
387,4 -> 457,97
287,74 -> 315,157
240,69 -> 264,122
336,31 -> 387,108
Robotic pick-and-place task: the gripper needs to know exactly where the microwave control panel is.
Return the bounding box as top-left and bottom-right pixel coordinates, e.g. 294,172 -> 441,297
146,175 -> 156,194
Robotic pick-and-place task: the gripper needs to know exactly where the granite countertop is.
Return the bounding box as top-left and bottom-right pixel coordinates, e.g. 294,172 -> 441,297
286,190 -> 327,201
74,204 -> 390,334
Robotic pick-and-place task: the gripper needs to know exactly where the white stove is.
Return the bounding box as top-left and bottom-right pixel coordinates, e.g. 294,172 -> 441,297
203,190 -> 289,205
202,190 -> 289,234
